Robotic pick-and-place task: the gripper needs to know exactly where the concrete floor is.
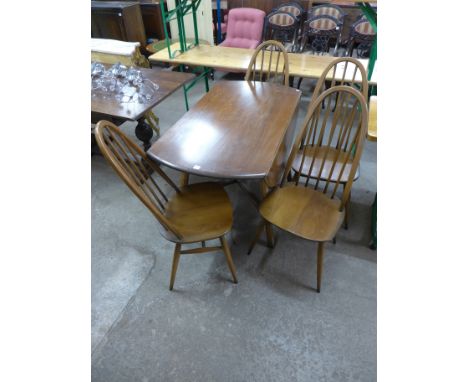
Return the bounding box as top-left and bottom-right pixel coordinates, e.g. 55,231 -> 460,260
91,70 -> 377,381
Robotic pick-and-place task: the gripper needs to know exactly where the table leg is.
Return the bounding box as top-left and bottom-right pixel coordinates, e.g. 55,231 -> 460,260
179,173 -> 189,187
135,118 -> 153,151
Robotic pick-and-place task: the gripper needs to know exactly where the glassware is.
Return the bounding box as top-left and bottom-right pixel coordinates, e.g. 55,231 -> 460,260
91,62 -> 105,78
109,62 -> 127,78
92,62 -> 158,104
138,79 -> 159,103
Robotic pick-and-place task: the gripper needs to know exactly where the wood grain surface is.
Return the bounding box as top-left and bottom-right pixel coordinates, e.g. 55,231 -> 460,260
367,95 -> 377,141
147,81 -> 301,180
149,44 -> 377,84
91,66 -> 194,121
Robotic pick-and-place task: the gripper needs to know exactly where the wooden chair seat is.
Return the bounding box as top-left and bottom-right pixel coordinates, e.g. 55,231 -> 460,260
249,85 -> 368,292
292,146 -> 359,183
162,182 -> 233,243
95,121 -> 238,290
260,184 -> 344,242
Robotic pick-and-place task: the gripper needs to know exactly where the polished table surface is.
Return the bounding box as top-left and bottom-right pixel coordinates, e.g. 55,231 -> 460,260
147,81 -> 302,180
149,45 -> 377,85
91,67 -> 194,121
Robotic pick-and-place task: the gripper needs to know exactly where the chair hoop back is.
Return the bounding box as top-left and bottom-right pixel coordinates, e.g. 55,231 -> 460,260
267,11 -> 298,28
282,86 -> 369,209
245,40 -> 290,86
94,120 -> 183,239
311,57 -> 369,110
276,2 -> 304,18
306,15 -> 339,32
353,17 -> 376,36
308,4 -> 344,24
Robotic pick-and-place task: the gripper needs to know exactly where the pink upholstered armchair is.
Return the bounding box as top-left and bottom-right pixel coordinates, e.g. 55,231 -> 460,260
219,8 -> 266,49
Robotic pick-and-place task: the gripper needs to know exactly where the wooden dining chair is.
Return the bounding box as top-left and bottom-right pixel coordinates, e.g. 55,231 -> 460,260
295,57 -> 368,229
250,86 -> 368,292
245,40 -> 290,86
94,120 -> 238,290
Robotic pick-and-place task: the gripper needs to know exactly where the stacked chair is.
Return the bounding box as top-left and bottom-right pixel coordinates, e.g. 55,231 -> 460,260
296,3 -> 345,89
263,2 -> 305,53
346,16 -> 377,58
249,57 -> 369,293
299,4 -> 345,56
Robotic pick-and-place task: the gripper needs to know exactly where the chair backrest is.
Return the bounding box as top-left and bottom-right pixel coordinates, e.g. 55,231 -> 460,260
305,14 -> 340,34
245,40 -> 290,85
276,2 -> 304,18
94,120 -> 183,239
266,10 -> 299,31
308,4 -> 344,24
311,57 -> 369,107
220,8 -> 266,49
352,17 -> 376,38
282,86 -> 368,210
264,10 -> 299,46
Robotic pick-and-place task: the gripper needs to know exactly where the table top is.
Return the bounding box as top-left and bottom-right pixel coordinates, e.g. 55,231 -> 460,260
149,45 -> 377,85
367,95 -> 377,141
91,66 -> 194,121
147,81 -> 302,180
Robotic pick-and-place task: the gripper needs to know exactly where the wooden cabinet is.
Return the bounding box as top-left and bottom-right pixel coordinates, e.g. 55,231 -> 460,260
139,1 -> 170,41
91,1 -> 147,48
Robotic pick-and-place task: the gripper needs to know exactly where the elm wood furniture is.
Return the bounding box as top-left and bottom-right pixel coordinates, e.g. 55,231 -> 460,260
91,1 -> 147,49
245,40 -> 290,86
95,121 -> 238,290
147,80 -> 301,191
292,57 -> 368,229
91,66 -> 194,149
148,44 -> 377,85
252,85 -> 368,292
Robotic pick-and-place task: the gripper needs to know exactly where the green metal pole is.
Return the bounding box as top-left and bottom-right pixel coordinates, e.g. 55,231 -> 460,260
159,1 -> 173,59
358,3 -> 377,81
192,1 -> 199,46
358,3 -> 377,249
183,84 -> 190,111
175,1 -> 185,53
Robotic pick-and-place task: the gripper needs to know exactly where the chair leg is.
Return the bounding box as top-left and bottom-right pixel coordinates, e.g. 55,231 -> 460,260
247,221 -> 264,255
265,222 -> 275,248
343,184 -> 350,230
316,242 -> 324,293
179,172 -> 189,187
169,243 -> 181,291
344,199 -> 349,230
220,236 -> 238,284
297,77 -> 303,90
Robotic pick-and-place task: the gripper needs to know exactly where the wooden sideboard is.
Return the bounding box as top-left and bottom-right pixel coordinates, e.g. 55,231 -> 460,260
140,0 -> 170,41
92,0 -> 169,44
91,1 -> 147,48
